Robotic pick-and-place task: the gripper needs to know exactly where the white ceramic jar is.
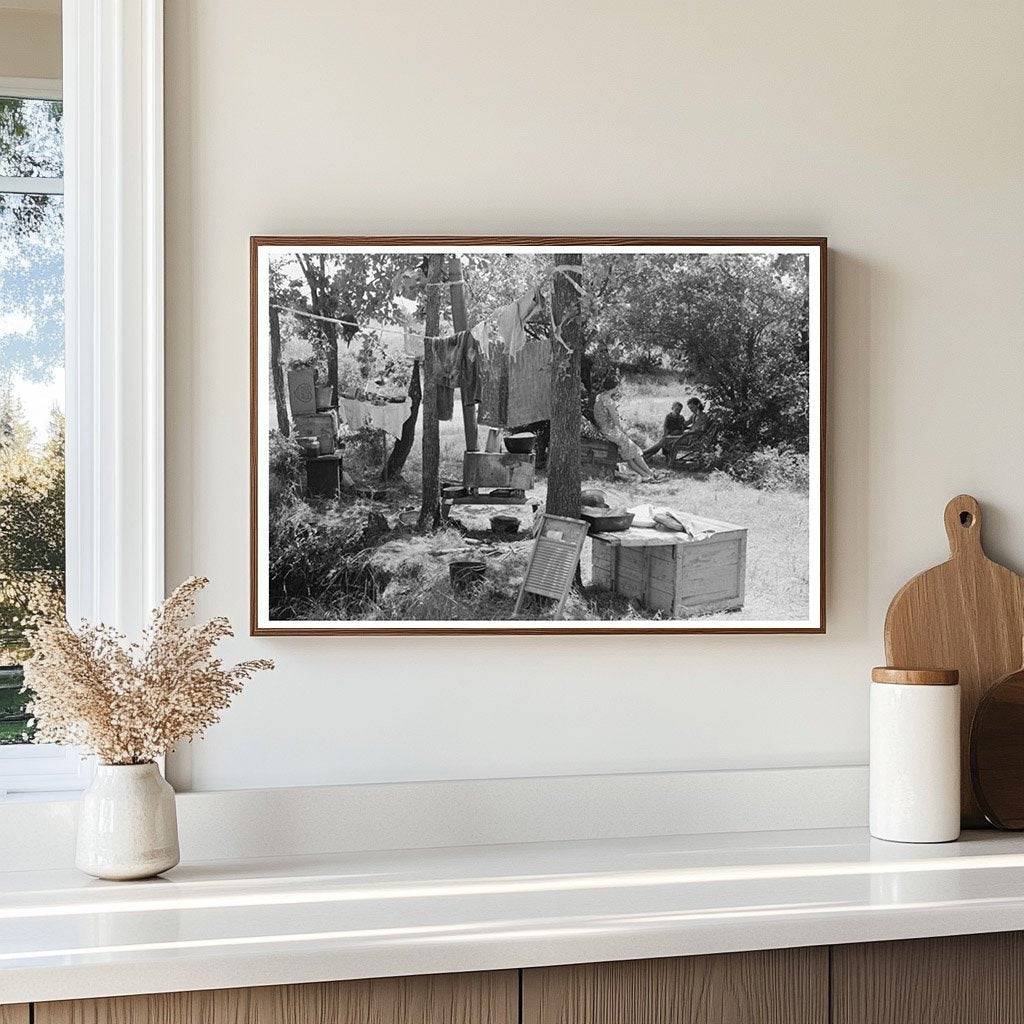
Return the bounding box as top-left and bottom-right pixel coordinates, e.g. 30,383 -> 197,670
76,762 -> 180,880
870,667 -> 960,843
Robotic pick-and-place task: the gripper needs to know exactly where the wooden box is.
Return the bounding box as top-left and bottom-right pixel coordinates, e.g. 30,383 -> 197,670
305,454 -> 342,499
287,366 -> 317,416
591,515 -> 747,617
581,436 -> 618,480
463,451 -> 535,490
293,411 -> 339,455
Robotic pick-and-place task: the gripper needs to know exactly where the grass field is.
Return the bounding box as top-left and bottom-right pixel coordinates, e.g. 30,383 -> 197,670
394,374 -> 810,622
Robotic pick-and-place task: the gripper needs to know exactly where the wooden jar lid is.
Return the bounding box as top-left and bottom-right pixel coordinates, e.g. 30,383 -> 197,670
871,667 -> 960,686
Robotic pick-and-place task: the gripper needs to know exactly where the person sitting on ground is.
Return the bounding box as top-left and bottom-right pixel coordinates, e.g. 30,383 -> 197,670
668,397 -> 717,469
643,400 -> 688,462
685,397 -> 709,435
592,374 -> 662,483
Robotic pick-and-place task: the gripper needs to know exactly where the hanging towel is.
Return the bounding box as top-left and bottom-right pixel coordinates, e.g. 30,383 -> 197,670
368,399 -> 413,439
403,324 -> 425,358
338,397 -> 372,431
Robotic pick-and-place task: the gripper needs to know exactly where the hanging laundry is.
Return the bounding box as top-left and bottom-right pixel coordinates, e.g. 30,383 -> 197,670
432,330 -> 479,421
471,319 -> 491,359
433,334 -> 459,421
338,396 -> 371,431
477,286 -> 549,429
367,399 -> 413,439
495,286 -> 542,358
403,324 -> 425,358
338,395 -> 412,439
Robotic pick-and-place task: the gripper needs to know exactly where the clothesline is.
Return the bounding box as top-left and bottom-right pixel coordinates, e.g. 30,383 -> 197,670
272,265 -> 587,349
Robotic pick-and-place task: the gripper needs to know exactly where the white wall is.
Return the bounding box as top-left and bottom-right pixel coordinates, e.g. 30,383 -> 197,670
0,5 -> 61,80
164,0 -> 1024,792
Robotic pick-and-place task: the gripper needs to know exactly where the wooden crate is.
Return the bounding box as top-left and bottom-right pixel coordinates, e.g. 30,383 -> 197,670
581,436 -> 618,481
287,366 -> 317,416
591,515 -> 747,617
305,454 -> 342,499
293,411 -> 339,455
463,452 -> 535,490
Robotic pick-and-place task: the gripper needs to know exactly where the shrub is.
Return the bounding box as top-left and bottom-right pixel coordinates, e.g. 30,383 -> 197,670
268,430 -> 304,507
726,445 -> 809,492
268,497 -> 389,619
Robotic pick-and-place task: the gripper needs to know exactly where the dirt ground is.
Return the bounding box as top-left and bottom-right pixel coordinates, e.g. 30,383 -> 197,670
273,374 -> 811,623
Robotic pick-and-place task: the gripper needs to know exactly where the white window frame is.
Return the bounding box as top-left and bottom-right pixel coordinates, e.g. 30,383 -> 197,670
0,0 -> 165,799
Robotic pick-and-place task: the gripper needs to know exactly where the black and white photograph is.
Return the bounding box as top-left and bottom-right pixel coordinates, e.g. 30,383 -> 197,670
251,238 -> 825,634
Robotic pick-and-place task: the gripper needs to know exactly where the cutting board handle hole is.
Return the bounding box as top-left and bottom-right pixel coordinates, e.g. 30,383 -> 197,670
960,511 -> 974,527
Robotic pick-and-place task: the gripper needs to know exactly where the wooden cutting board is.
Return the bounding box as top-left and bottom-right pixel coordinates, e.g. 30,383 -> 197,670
884,494 -> 1024,826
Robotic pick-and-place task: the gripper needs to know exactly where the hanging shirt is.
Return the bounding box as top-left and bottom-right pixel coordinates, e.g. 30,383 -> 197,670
432,330 -> 479,421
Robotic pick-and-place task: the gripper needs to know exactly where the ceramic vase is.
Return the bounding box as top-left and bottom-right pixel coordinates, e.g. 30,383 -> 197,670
76,762 -> 180,880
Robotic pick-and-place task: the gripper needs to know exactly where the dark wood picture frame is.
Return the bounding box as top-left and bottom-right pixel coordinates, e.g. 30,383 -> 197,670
250,236 -> 827,636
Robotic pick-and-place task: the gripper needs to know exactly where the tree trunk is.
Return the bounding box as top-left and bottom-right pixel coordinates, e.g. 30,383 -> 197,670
382,360 -> 421,481
296,254 -> 340,403
547,254 -> 583,520
325,321 -> 340,399
417,255 -> 444,530
269,305 -> 289,436
448,255 -> 478,452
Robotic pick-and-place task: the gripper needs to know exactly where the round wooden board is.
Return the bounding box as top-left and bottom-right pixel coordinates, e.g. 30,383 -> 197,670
970,664 -> 1024,829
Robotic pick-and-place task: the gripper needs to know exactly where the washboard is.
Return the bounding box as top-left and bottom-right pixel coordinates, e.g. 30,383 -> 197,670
514,514 -> 589,618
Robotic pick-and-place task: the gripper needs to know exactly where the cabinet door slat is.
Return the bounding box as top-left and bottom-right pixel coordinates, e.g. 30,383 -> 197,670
832,932 -> 1024,1024
34,971 -> 517,1024
523,948 -> 828,1024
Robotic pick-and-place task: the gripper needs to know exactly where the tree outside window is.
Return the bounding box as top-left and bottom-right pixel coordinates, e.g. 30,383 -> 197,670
0,94 -> 65,744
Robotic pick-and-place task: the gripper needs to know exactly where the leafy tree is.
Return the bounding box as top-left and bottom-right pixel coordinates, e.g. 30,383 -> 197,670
586,253 -> 810,451
0,397 -> 65,662
0,96 -> 64,386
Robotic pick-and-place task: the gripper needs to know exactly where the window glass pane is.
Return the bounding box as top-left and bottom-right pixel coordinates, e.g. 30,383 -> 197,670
0,189 -> 64,744
0,97 -> 63,179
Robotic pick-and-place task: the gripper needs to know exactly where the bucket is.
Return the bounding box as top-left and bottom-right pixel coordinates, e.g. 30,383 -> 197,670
449,560 -> 486,592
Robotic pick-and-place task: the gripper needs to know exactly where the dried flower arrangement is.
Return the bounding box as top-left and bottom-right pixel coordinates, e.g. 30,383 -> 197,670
23,576 -> 273,765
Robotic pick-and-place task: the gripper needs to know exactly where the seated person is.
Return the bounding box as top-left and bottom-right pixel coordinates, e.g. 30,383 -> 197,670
643,401 -> 688,461
592,373 -> 662,482
669,398 -> 717,468
684,397 -> 710,436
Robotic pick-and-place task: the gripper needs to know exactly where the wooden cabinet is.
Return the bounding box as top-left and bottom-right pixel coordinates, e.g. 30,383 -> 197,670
22,933 -> 1024,1024
832,932 -> 1024,1024
522,948 -> 828,1024
34,971 -> 517,1024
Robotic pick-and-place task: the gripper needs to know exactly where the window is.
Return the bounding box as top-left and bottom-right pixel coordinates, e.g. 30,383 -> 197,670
0,79 -> 86,797
0,5 -> 166,797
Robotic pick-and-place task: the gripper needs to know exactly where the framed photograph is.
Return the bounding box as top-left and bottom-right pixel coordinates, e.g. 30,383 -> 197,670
251,237 -> 826,635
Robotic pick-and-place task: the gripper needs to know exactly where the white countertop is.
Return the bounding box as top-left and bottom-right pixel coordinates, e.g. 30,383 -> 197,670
4,826 -> 1024,1004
